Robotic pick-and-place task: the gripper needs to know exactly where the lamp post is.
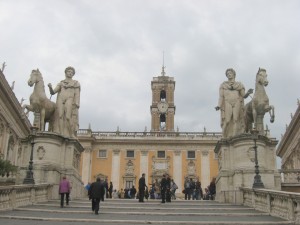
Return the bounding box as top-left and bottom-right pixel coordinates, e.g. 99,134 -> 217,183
23,126 -> 38,184
251,128 -> 265,189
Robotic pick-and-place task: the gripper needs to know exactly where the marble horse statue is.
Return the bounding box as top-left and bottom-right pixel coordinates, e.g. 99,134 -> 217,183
244,68 -> 275,135
23,69 -> 56,131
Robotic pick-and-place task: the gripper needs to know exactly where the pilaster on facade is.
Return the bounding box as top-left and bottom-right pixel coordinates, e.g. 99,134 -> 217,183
201,149 -> 210,189
140,150 -> 149,184
173,150 -> 182,192
82,147 -> 92,185
112,149 -> 121,190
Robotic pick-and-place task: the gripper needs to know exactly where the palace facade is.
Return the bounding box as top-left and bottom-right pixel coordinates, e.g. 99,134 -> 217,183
277,101 -> 300,192
78,68 -> 221,192
0,70 -> 31,177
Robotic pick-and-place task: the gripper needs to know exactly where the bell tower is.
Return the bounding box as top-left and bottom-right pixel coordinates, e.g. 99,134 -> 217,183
150,66 -> 176,132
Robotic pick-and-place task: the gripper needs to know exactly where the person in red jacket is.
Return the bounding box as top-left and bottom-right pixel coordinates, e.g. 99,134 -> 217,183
59,176 -> 71,208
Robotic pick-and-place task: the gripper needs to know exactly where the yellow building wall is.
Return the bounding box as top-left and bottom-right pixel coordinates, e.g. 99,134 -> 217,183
90,148 -> 112,182
87,148 -> 219,190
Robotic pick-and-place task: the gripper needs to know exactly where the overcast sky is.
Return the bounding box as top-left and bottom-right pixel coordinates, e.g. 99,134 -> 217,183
1,0 -> 299,144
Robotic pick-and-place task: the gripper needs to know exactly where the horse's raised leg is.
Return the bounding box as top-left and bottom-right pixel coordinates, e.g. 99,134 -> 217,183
22,104 -> 33,116
269,105 -> 275,123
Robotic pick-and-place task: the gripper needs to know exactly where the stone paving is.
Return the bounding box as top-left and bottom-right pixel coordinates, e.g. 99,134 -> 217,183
0,198 -> 294,225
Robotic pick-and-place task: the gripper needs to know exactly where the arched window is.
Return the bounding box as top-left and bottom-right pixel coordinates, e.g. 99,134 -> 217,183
160,90 -> 166,101
160,114 -> 166,131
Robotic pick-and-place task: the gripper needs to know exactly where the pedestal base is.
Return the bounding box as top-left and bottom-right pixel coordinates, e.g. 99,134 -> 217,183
18,132 -> 85,199
214,134 -> 281,203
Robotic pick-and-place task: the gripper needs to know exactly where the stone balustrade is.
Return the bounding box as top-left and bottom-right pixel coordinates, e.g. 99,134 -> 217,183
0,184 -> 53,211
280,169 -> 300,183
77,129 -> 222,140
0,171 -> 17,185
240,187 -> 300,224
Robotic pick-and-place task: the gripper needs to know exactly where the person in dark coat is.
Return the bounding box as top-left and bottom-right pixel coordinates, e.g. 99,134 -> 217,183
138,173 -> 147,202
130,185 -> 137,199
88,177 -> 105,215
165,174 -> 172,202
103,178 -> 109,199
160,173 -> 170,203
108,181 -> 113,198
209,177 -> 216,200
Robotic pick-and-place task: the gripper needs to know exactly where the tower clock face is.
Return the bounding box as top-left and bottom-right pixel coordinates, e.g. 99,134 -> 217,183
157,101 -> 168,113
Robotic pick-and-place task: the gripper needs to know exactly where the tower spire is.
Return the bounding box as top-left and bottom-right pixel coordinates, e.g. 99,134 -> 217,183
161,51 -> 166,76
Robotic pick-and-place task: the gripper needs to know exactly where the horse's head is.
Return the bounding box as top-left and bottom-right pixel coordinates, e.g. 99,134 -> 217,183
28,69 -> 42,87
256,68 -> 268,86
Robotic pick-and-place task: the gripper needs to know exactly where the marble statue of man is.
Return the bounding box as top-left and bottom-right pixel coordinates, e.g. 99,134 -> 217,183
215,68 -> 252,138
48,67 -> 80,138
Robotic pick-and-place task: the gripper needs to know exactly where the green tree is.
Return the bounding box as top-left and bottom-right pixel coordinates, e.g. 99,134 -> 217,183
0,158 -> 17,177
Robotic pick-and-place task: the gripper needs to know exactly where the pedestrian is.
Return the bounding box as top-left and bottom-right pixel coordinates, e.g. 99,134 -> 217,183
138,173 -> 147,202
131,185 -> 137,199
112,189 -> 119,199
88,177 -> 105,215
165,174 -> 172,202
184,177 -> 191,200
145,186 -> 149,201
170,179 -> 178,200
103,178 -> 109,198
85,182 -> 91,191
59,176 -> 71,208
108,181 -> 113,198
209,177 -> 216,200
160,173 -> 171,203
195,179 -> 203,200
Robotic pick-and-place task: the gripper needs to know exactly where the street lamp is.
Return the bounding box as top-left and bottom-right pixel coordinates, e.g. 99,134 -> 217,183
251,128 -> 265,189
23,126 -> 38,184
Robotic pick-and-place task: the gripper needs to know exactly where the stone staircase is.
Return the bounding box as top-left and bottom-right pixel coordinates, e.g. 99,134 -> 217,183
0,198 -> 294,225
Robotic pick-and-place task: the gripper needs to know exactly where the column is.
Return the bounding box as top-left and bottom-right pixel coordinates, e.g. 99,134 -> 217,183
81,147 -> 92,185
173,150 -> 182,192
140,150 -> 149,184
111,149 -> 120,191
201,150 -> 210,189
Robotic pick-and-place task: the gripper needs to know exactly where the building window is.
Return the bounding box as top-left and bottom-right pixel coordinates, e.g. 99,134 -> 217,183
187,151 -> 196,159
126,150 -> 134,158
98,150 -> 107,158
157,151 -> 166,158
126,180 -> 133,189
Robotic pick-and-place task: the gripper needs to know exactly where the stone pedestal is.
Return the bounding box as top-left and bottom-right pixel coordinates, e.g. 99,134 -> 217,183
18,132 -> 85,199
214,134 -> 281,203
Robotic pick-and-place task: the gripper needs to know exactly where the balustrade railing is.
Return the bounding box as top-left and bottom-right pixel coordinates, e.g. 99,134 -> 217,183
240,187 -> 300,224
0,184 -> 53,211
280,169 -> 300,183
77,129 -> 222,140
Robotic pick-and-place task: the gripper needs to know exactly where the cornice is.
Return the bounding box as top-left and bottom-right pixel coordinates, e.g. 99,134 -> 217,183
0,70 -> 31,135
277,104 -> 300,157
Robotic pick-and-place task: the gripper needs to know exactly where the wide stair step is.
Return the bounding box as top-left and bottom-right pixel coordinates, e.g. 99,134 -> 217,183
0,199 -> 294,225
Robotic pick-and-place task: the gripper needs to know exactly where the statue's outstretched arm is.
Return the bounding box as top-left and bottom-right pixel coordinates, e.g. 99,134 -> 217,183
244,88 -> 254,98
48,83 -> 60,95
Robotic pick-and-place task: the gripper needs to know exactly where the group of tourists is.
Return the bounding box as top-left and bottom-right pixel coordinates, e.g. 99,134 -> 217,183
58,174 -> 216,214
183,177 -> 216,200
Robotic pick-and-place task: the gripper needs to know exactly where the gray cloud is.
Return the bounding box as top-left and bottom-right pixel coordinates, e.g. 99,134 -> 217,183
1,0 -> 299,147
